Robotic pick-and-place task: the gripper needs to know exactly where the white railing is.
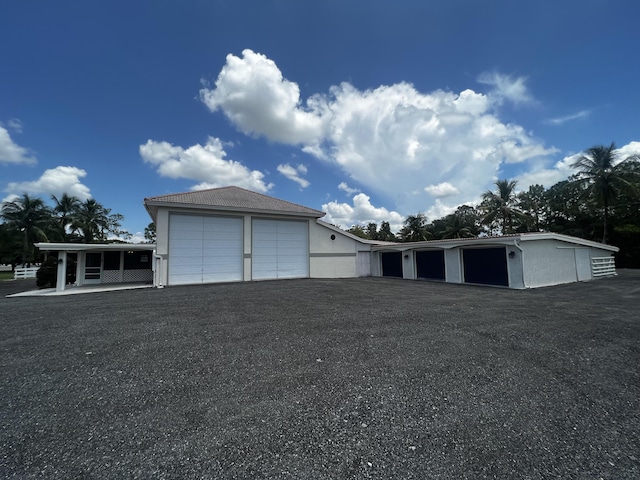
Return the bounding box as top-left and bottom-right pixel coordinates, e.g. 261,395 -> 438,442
14,267 -> 39,280
592,257 -> 616,277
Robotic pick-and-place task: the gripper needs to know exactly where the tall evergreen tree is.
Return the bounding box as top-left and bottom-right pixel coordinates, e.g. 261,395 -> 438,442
517,184 -> 548,232
377,221 -> 397,242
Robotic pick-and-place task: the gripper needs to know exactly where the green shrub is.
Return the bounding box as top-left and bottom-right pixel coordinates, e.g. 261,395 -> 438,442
36,256 -> 58,288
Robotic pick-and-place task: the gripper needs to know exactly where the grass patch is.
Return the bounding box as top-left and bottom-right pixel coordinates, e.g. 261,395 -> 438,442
0,271 -> 14,281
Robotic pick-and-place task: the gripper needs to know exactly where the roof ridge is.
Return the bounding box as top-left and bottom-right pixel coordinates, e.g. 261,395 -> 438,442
144,185 -> 238,202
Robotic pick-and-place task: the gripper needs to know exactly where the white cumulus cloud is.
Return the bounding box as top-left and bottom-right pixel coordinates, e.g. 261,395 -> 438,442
3,166 -> 91,201
322,193 -> 405,232
424,182 -> 460,197
615,141 -> 640,162
201,50 -> 559,218
277,163 -> 309,188
0,126 -> 37,165
140,136 -> 273,193
200,49 -> 326,145
516,141 -> 640,191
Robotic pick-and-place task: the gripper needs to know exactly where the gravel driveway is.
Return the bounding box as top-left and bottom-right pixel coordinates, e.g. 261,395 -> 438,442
2,272 -> 639,479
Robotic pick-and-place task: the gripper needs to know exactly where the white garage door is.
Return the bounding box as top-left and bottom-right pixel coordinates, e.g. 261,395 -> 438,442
252,219 -> 309,280
168,214 -> 243,285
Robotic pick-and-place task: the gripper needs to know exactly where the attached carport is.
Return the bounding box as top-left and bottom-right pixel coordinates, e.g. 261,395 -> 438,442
34,243 -> 156,292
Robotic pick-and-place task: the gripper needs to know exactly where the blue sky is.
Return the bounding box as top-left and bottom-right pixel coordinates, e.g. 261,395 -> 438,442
2,0 -> 639,240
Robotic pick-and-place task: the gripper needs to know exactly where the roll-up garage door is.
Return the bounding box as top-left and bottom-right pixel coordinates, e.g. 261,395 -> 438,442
416,250 -> 446,280
462,247 -> 508,286
252,219 -> 309,280
168,214 -> 243,285
381,251 -> 403,277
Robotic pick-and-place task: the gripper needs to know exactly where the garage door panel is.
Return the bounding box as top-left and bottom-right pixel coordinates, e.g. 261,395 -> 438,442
203,240 -> 240,252
170,229 -> 202,241
170,274 -> 204,285
252,219 -> 308,280
170,263 -> 202,275
170,217 -> 203,232
381,252 -> 403,277
278,259 -> 308,277
463,247 -> 508,286
170,245 -> 203,256
253,221 -> 277,233
203,255 -> 241,267
278,239 -> 305,249
416,250 -> 446,280
169,214 -> 242,285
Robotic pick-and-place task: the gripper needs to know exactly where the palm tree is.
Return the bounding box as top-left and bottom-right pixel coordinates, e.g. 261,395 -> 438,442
399,213 -> 432,242
71,199 -> 108,243
52,193 -> 81,238
571,142 -> 639,243
480,179 -> 521,235
439,215 -> 475,239
0,193 -> 51,265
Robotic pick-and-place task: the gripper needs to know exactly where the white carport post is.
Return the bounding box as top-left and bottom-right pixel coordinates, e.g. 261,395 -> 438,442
56,251 -> 67,292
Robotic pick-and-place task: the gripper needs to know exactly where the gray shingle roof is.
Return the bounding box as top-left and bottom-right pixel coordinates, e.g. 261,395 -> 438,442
144,186 -> 325,220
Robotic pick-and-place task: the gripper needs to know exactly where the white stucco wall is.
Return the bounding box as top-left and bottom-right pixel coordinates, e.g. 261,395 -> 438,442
506,246 -> 525,289
356,251 -> 371,277
403,252 -> 414,279
522,240 -> 579,288
154,208 -> 171,286
371,252 -> 382,277
444,249 -> 462,283
243,215 -> 252,280
309,221 -> 362,278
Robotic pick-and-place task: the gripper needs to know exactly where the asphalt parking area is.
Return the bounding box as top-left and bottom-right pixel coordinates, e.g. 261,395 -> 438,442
2,272 -> 639,479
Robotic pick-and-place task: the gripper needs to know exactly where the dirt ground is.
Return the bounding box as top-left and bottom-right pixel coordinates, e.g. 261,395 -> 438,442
1,272 -> 639,479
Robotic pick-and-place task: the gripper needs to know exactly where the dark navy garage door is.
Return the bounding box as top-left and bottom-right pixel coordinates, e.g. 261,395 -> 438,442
381,252 -> 403,277
416,250 -> 445,280
462,247 -> 508,286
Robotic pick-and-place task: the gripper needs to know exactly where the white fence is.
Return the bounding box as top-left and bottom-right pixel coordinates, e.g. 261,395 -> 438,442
592,257 -> 616,277
14,267 -> 39,280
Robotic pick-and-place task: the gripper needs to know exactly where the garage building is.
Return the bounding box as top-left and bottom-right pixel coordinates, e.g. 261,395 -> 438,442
371,233 -> 618,289
144,186 -> 375,287
32,187 -> 618,293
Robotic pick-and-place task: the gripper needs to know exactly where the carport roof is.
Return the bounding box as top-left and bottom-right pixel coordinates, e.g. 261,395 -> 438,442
371,232 -> 619,252
144,186 -> 326,220
34,243 -> 156,252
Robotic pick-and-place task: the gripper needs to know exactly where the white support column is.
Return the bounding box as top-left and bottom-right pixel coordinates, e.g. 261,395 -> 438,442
56,251 -> 67,292
76,252 -> 85,286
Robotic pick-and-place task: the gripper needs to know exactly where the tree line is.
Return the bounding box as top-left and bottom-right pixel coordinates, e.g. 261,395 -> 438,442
347,143 -> 640,267
2,143 -> 639,268
0,193 -> 131,267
